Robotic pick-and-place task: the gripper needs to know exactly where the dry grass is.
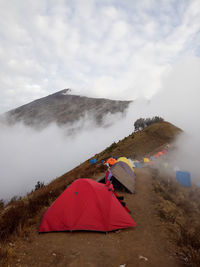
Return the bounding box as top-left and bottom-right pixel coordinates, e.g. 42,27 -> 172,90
0,242 -> 16,265
0,161 -> 107,264
0,162 -> 107,244
152,169 -> 200,266
99,121 -> 181,160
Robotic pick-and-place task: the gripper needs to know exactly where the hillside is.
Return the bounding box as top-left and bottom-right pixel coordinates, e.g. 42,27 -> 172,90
1,89 -> 131,128
98,121 -> 182,160
1,121 -> 200,266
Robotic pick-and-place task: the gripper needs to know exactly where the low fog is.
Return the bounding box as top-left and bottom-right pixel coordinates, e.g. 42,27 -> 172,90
0,57 -> 200,200
130,57 -> 200,180
148,57 -> 200,179
0,111 -> 134,201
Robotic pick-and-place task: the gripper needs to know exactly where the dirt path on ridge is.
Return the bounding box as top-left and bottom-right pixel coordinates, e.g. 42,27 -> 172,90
11,169 -> 180,267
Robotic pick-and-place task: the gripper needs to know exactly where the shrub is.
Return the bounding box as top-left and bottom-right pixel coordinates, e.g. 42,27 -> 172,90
9,196 -> 21,204
0,160 -> 107,243
35,181 -> 45,191
104,142 -> 117,153
134,116 -> 164,131
0,244 -> 15,264
0,199 -> 4,209
153,170 -> 200,266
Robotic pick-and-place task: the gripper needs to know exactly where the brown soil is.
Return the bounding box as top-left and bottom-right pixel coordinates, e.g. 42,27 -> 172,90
8,169 -> 181,267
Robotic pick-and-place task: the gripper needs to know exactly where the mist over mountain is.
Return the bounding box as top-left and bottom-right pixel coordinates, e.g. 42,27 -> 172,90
2,89 -> 131,129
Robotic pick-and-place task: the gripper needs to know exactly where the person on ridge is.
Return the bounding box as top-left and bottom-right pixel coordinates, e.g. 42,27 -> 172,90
104,157 -> 116,185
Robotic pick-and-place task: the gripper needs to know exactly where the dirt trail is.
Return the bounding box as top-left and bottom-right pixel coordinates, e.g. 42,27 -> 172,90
11,169 -> 180,267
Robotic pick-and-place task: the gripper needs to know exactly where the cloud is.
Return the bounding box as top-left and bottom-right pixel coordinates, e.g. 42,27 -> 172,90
0,109 -> 133,201
136,56 -> 200,179
0,0 -> 199,198
150,57 -> 200,131
0,0 -> 200,112
0,56 -> 200,200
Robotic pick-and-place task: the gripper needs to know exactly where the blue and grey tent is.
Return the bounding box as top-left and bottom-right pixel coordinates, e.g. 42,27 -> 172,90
176,171 -> 191,187
90,158 -> 97,164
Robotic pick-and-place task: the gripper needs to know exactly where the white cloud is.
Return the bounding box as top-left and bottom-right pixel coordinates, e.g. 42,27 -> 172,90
0,0 -> 199,112
0,110 -> 132,200
1,56 -> 200,200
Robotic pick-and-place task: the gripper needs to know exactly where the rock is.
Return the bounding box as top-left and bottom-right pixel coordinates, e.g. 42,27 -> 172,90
139,255 -> 148,261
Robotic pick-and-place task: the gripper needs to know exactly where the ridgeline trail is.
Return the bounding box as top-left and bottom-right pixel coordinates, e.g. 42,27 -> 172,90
10,168 -> 180,267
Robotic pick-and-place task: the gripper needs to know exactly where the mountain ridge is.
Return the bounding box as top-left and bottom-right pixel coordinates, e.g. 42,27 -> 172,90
2,89 -> 132,128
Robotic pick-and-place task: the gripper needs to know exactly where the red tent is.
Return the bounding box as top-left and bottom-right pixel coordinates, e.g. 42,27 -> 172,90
39,179 -> 136,233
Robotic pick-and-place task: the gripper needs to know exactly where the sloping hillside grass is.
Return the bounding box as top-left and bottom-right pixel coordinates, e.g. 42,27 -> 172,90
98,121 -> 181,160
152,169 -> 200,266
0,163 -> 107,241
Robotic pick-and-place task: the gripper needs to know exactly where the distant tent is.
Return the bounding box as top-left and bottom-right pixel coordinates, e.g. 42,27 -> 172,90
176,171 -> 191,187
154,152 -> 163,158
154,153 -> 160,159
106,158 -> 117,166
144,158 -> 150,163
117,157 -> 134,171
39,179 -> 136,233
162,150 -> 168,154
90,158 -> 97,164
150,156 -> 155,161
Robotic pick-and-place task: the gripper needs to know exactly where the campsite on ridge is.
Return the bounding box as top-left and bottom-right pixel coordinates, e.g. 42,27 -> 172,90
0,1 -> 200,266
1,120 -> 200,266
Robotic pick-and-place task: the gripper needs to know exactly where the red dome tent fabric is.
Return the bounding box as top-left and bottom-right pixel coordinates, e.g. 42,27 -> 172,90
39,179 -> 136,233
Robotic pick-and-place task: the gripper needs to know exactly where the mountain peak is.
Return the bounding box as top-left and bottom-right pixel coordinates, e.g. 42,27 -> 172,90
54,88 -> 72,96
2,90 -> 132,129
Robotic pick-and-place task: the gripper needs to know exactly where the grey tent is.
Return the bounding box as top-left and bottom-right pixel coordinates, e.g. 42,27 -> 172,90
110,161 -> 135,193
98,161 -> 136,194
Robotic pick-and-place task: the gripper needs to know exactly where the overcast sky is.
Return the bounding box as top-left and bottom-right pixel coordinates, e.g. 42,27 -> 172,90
0,0 -> 200,199
0,0 -> 200,113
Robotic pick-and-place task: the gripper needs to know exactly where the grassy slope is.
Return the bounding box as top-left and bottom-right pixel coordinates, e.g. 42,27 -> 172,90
152,169 -> 200,266
98,121 -> 182,159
